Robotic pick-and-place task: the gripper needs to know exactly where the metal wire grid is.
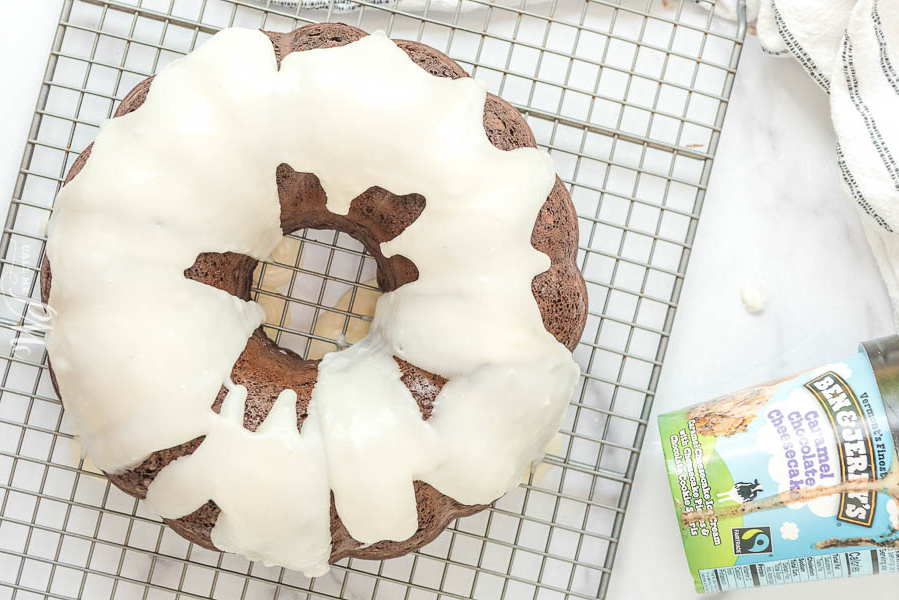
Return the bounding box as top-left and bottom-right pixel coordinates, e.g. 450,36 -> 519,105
0,0 -> 745,598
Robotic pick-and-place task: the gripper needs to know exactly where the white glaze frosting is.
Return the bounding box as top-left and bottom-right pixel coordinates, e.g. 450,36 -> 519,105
45,28 -> 580,575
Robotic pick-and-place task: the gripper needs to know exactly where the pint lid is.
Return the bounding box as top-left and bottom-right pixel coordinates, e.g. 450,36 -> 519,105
861,334 -> 899,449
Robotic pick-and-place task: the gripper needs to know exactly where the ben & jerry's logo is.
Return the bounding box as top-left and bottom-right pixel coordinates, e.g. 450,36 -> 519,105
804,372 -> 877,527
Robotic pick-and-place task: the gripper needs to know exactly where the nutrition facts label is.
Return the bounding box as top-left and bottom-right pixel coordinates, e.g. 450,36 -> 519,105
698,549 -> 899,592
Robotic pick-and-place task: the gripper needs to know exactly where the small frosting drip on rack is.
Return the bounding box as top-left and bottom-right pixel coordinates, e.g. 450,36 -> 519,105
45,29 -> 580,575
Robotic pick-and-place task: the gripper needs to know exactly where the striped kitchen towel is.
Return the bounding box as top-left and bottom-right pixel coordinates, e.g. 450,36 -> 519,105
716,0 -> 899,322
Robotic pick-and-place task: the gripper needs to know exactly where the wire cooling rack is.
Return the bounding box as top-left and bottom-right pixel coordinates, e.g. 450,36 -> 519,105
0,0 -> 746,598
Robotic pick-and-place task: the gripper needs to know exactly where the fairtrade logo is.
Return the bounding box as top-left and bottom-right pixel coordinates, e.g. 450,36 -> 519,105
732,527 -> 773,555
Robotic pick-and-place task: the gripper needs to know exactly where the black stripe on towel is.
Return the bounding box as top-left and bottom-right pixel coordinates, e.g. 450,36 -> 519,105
836,142 -> 893,232
761,46 -> 791,57
772,1 -> 831,93
873,0 -> 899,96
843,33 -> 899,198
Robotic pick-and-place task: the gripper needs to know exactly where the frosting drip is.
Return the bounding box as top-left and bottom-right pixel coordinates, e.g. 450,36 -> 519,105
45,29 -> 580,574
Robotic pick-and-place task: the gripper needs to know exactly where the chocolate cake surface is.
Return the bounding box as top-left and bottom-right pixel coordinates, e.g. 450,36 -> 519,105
41,22 -> 588,564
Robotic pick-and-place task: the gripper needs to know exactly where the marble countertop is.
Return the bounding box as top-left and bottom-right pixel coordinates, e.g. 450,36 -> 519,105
608,32 -> 899,600
2,3 -> 898,598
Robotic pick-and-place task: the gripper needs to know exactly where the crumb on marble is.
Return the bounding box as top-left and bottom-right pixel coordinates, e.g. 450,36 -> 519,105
740,284 -> 766,315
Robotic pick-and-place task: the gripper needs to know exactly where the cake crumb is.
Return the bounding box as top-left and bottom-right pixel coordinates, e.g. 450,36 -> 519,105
740,284 -> 766,315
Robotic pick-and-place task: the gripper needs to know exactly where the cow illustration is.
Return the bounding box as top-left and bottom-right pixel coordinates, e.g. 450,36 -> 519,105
717,479 -> 763,504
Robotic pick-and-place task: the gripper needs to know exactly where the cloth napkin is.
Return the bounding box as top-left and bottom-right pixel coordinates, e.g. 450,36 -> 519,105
717,0 -> 899,322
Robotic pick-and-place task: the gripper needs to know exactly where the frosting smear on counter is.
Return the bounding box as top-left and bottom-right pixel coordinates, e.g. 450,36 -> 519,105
45,29 -> 580,575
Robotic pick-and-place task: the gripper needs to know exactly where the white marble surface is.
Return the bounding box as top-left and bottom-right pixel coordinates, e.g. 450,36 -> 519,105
0,1 -> 63,207
608,33 -> 899,599
2,4 -> 899,599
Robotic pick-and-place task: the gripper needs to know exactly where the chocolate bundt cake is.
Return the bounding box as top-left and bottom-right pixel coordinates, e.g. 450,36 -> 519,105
41,23 -> 588,573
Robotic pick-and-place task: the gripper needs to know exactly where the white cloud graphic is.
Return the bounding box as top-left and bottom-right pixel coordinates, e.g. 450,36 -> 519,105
780,521 -> 799,540
888,498 -> 899,531
755,363 -> 850,518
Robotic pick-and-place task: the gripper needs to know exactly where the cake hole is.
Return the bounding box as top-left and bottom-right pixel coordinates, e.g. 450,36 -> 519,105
251,232 -> 382,360
185,164 -> 428,362
203,228 -> 442,427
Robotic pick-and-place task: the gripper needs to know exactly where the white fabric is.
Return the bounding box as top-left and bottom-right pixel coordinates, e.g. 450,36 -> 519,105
755,1 -> 789,56
759,0 -> 857,87
713,0 -> 760,22
716,0 -> 899,323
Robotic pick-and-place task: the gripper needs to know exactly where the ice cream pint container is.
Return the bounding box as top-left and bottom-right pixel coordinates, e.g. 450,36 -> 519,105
659,334 -> 899,592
